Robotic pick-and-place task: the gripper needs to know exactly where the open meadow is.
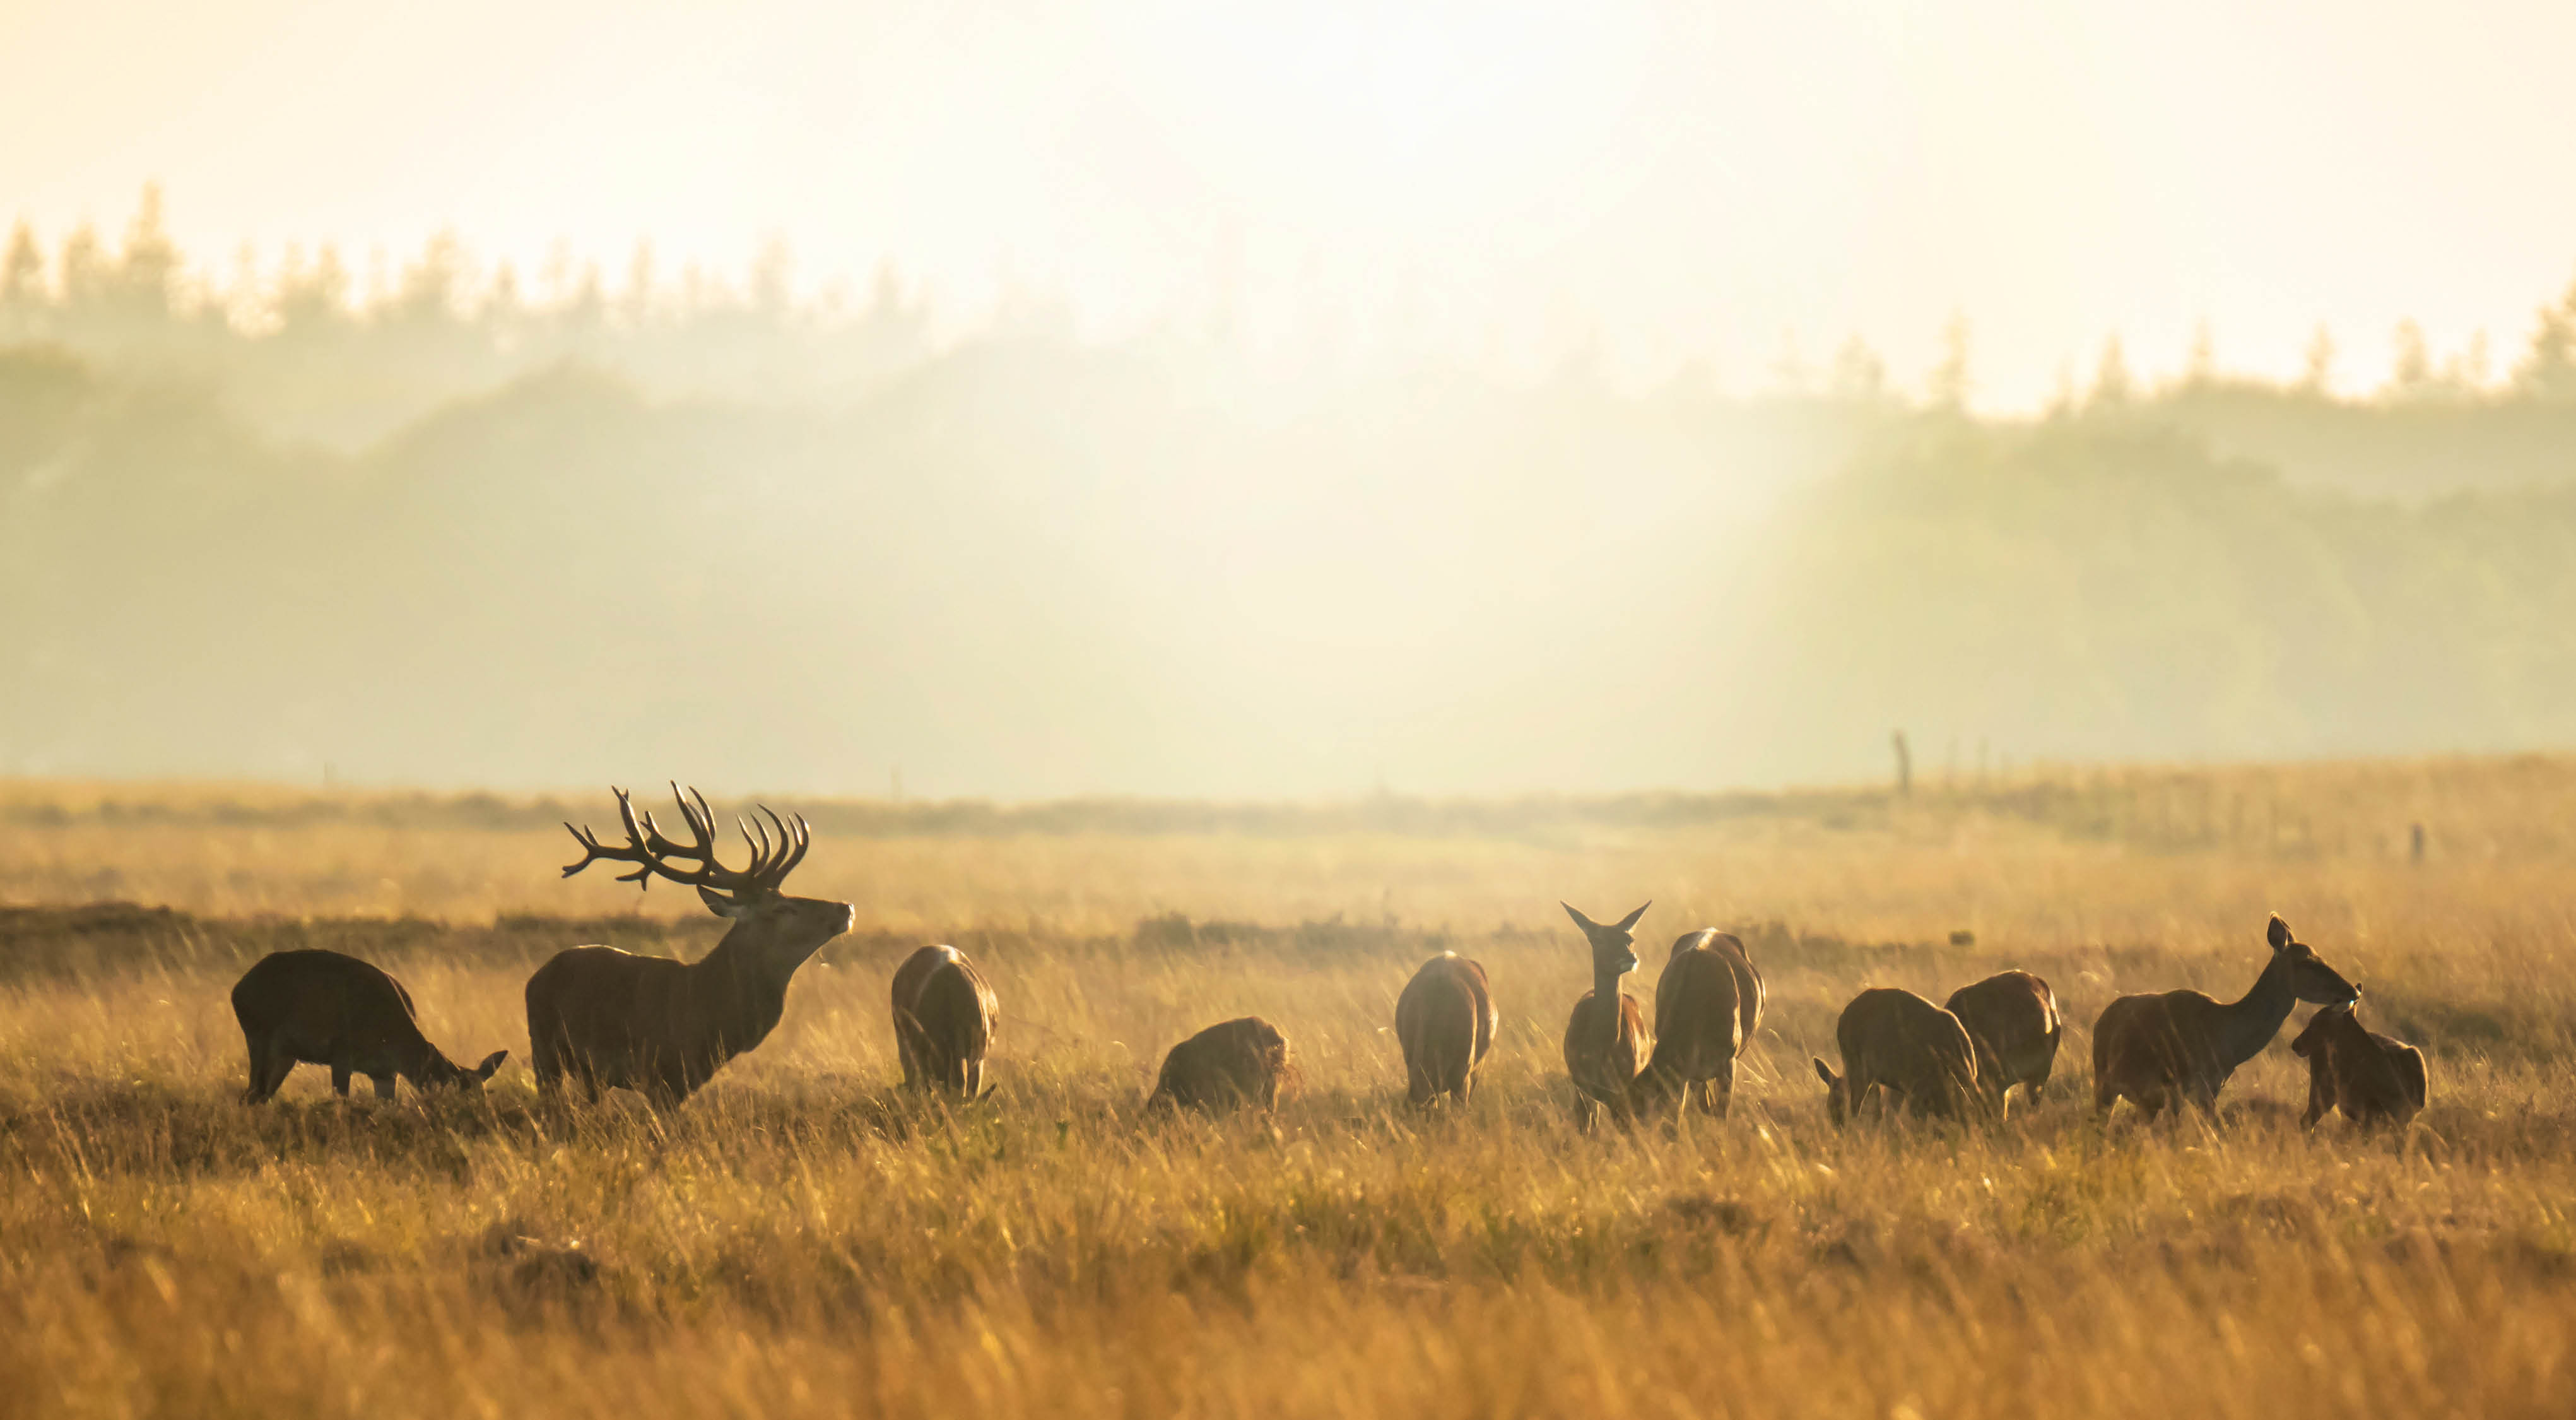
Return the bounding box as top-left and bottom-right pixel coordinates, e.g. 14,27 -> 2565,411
4,758 -> 2575,1418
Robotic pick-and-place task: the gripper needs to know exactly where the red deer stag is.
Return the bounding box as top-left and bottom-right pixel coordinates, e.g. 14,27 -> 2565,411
1812,988 -> 1987,1127
890,944 -> 999,1097
2291,1000 -> 2427,1129
2092,914 -> 2358,1120
1395,952 -> 1498,1107
527,784 -> 852,1108
1633,930 -> 1754,1120
1146,1016 -> 1292,1113
1560,901 -> 1654,1132
1943,970 -> 2062,1114
232,949 -> 508,1102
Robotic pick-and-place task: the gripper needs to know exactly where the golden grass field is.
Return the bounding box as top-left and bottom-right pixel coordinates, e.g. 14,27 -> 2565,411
3,759 -> 2573,1418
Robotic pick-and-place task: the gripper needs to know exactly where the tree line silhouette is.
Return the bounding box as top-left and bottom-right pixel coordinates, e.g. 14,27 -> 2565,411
3,189 -> 2573,793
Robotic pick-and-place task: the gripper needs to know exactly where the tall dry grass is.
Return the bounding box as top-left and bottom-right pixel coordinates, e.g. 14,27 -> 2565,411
2,759 -> 2573,1417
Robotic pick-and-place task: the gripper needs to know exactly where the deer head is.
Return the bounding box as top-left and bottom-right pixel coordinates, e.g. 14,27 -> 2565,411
563,784 -> 854,973
1562,901 -> 1650,980
2266,914 -> 2361,1008
437,1050 -> 512,1091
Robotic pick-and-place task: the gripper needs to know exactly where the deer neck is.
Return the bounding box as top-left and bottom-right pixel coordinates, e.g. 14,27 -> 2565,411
1591,964 -> 1628,1046
692,929 -> 794,1050
394,1037 -> 461,1086
2212,954 -> 2299,1070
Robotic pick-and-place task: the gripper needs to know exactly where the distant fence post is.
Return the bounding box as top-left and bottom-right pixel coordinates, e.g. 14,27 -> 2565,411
1891,730 -> 1912,798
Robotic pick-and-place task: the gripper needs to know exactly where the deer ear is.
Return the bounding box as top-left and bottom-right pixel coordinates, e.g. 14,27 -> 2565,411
1813,1058 -> 1838,1087
1562,902 -> 1599,933
2267,914 -> 2292,950
702,886 -> 748,918
1615,901 -> 1651,933
474,1050 -> 509,1080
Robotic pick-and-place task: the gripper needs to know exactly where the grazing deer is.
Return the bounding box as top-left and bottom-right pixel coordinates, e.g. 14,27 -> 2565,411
890,944 -> 999,1097
1560,901 -> 1654,1132
2092,914 -> 2359,1120
526,784 -> 852,1108
1811,988 -> 1986,1127
1633,931 -> 1751,1120
1395,952 -> 1498,1107
1146,1016 -> 1291,1113
2291,1000 -> 2427,1129
232,949 -> 508,1103
1943,971 -> 2062,1113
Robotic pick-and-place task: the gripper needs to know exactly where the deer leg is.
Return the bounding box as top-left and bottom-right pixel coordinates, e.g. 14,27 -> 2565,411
2302,1070 -> 2330,1130
242,1034 -> 280,1103
1404,1058 -> 1435,1109
1573,1089 -> 1600,1134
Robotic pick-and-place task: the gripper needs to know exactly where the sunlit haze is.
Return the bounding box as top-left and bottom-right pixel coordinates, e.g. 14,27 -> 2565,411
6,1 -> 2576,799
9,0 -> 2576,403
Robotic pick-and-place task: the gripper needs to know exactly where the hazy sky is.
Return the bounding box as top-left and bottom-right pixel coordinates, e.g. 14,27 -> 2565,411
6,0 -> 2576,407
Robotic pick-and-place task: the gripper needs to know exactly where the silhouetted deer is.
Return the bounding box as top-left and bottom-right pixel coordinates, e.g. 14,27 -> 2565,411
1395,952 -> 1497,1107
1560,901 -> 1653,1132
1146,1016 -> 1291,1113
526,784 -> 852,1108
1812,988 -> 1986,1127
891,944 -> 998,1097
2291,1000 -> 2426,1129
232,949 -> 507,1103
1632,930 -> 1755,1120
2092,914 -> 2357,1120
1943,971 -> 2062,1113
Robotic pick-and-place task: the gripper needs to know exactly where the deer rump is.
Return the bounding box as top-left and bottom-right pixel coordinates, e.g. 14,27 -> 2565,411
1675,929 -> 1765,1048
1944,971 -> 2061,1105
1147,1017 -> 1291,1112
892,945 -> 997,1096
1395,953 -> 1497,1106
1636,942 -> 1745,1116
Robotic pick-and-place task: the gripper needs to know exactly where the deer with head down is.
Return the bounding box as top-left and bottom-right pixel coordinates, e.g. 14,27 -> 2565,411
1146,1016 -> 1292,1113
232,949 -> 508,1103
2291,1000 -> 2426,1129
526,784 -> 852,1108
1943,970 -> 2062,1115
1812,987 -> 1988,1127
1395,952 -> 1498,1108
1560,901 -> 1654,1132
890,944 -> 999,1097
2092,914 -> 2358,1120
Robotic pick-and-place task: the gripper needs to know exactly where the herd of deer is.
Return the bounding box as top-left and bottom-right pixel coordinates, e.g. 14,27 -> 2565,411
225,786 -> 2432,1132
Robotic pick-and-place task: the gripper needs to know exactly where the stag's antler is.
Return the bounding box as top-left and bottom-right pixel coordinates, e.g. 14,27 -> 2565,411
563,783 -> 810,899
